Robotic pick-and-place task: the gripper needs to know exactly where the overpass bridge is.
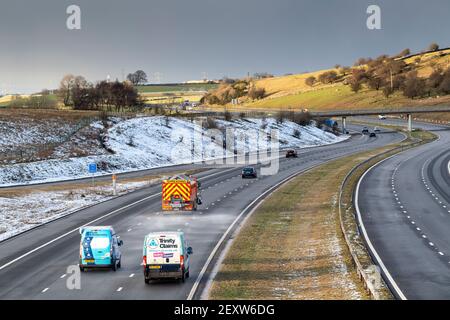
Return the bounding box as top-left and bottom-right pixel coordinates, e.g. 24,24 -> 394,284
310,105 -> 450,132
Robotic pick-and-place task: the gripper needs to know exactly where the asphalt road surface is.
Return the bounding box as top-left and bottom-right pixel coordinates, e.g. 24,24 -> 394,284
356,117 -> 450,299
0,124 -> 403,300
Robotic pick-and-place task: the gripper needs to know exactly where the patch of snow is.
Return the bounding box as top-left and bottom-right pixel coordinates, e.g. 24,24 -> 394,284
0,116 -> 349,186
0,180 -> 155,242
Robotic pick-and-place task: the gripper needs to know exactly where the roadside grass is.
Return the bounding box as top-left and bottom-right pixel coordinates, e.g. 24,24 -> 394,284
208,123 -> 437,300
208,158 -> 384,300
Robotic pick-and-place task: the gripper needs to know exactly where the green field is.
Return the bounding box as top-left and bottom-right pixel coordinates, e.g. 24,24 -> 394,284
136,83 -> 218,93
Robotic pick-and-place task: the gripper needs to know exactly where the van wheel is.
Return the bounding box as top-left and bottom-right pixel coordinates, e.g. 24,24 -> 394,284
79,266 -> 85,272
145,279 -> 150,284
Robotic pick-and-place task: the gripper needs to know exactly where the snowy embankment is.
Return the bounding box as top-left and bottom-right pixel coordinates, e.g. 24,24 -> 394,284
0,116 -> 348,186
0,180 -> 156,242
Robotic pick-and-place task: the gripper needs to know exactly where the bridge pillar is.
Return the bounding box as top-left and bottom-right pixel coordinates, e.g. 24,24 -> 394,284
407,114 -> 412,132
342,116 -> 347,133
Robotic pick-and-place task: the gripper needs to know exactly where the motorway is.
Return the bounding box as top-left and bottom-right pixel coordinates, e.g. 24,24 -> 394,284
0,124 -> 403,300
356,117 -> 450,299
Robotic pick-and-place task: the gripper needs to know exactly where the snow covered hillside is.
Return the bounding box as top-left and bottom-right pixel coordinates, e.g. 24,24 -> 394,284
0,179 -> 155,241
0,116 -> 348,186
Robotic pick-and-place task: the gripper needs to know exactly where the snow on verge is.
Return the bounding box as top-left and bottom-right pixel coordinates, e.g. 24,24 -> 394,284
0,117 -> 348,186
0,180 -> 155,242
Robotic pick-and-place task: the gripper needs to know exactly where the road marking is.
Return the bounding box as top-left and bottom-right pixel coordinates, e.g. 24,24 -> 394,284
60,274 -> 66,279
117,287 -> 123,292
355,155 -> 408,300
439,252 -> 444,256
0,168 -> 239,272
41,288 -> 49,293
127,229 -> 132,232
129,274 -> 135,278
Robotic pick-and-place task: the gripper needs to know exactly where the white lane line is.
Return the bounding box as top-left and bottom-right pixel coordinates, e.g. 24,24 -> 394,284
60,274 -> 66,279
127,229 -> 132,232
117,287 -> 123,292
41,288 -> 49,293
129,274 -> 135,278
355,156 -> 408,300
0,168 -> 239,272
439,252 -> 444,256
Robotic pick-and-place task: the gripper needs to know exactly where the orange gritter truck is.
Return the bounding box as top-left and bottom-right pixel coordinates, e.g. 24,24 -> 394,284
162,175 -> 200,211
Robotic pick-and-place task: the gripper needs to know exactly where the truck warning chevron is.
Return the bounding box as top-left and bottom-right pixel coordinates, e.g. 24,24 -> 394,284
162,175 -> 202,211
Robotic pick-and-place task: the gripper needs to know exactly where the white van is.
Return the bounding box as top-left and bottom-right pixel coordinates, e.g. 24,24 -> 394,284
142,231 -> 193,283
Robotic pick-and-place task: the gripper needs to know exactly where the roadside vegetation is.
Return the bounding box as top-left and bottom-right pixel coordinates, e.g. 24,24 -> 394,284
203,44 -> 450,122
209,153 -> 373,300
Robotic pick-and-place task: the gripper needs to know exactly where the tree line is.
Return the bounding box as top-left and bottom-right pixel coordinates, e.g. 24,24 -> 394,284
304,42 -> 450,100
201,78 -> 265,105
57,74 -> 144,111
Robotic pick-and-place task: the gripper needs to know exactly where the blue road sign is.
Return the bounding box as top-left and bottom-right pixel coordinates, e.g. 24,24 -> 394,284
88,163 -> 97,174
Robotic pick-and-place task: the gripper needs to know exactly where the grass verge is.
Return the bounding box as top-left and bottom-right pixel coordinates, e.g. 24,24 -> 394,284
208,130 -> 437,300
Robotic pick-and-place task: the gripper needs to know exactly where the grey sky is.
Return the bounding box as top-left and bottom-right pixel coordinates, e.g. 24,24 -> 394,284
0,0 -> 449,93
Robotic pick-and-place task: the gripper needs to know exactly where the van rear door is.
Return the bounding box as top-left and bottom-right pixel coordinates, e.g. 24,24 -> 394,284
145,234 -> 182,268
82,230 -> 112,265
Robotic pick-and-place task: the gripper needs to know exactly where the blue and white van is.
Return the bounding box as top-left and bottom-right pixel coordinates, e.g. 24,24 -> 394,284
79,226 -> 123,271
143,231 -> 193,283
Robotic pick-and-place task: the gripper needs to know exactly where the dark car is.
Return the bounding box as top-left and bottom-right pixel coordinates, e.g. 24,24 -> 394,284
242,167 -> 257,179
362,127 -> 369,134
369,132 -> 376,137
285,149 -> 298,158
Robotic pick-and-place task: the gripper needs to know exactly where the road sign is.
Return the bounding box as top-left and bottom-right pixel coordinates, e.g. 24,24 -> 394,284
88,163 -> 97,174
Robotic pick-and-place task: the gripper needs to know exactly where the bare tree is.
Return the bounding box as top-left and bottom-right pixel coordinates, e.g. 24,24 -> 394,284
58,74 -> 76,106
429,43 -> 440,52
127,70 -> 148,85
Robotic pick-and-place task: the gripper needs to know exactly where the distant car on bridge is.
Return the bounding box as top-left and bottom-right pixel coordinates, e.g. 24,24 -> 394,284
378,115 -> 387,120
